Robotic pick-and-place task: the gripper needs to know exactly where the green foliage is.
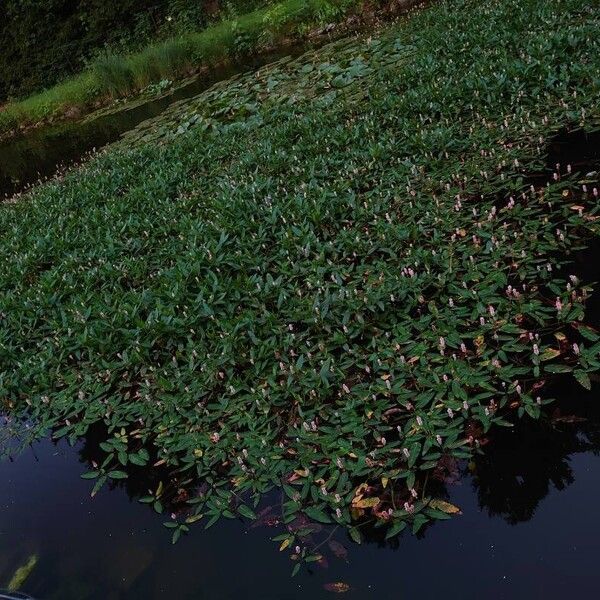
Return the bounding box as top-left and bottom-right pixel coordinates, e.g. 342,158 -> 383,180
0,0 -> 258,101
1,0 -> 600,565
0,0 -> 365,134
93,54 -> 137,97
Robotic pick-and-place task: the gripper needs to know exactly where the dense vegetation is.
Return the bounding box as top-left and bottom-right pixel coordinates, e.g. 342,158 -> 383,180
0,0 -> 367,136
1,0 -> 599,569
0,0 -> 265,100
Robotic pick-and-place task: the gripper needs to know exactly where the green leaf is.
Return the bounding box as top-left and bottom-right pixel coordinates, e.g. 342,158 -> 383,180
578,325 -> 600,341
574,370 -> 591,390
238,504 -> 257,520
303,506 -> 332,524
385,520 -> 407,539
412,514 -> 428,534
349,526 -> 362,544
544,364 -> 573,374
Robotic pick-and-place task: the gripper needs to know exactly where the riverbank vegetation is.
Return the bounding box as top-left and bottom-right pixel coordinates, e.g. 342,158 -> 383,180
1,0 -> 599,568
0,0 -> 265,99
0,0 -> 395,137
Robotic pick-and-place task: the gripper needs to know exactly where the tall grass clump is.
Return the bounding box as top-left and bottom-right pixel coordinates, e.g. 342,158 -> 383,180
0,72 -> 97,131
92,54 -> 136,98
130,38 -> 195,85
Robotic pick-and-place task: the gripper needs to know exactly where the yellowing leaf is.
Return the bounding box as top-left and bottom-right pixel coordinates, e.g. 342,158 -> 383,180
381,477 -> 389,488
156,480 -> 164,498
280,538 -> 291,551
350,507 -> 363,520
474,335 -> 485,355
429,499 -> 462,514
185,514 -> 203,524
353,496 -> 380,509
540,347 -> 561,361
352,483 -> 368,498
8,554 -> 38,592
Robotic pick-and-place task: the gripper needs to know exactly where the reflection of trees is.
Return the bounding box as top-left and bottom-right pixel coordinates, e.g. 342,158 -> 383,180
77,422 -> 175,503
471,384 -> 600,524
73,382 -> 600,546
472,128 -> 600,525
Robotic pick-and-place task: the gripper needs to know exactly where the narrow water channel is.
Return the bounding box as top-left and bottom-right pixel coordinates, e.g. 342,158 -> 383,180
0,45 -> 304,200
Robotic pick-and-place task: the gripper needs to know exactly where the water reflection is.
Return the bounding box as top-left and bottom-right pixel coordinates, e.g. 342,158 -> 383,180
472,387 -> 600,525
50,380 -> 600,554
2,385 -> 599,598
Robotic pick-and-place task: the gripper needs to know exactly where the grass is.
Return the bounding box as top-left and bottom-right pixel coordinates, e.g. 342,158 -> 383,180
0,0 -> 367,136
1,0 -> 600,567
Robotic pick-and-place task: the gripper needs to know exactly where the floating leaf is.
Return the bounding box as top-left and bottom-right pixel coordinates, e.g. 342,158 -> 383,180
238,504 -> 257,520
540,348 -> 561,361
429,499 -> 462,514
279,538 -> 291,552
352,496 -> 380,509
304,506 -> 332,524
574,370 -> 591,390
323,582 -> 351,593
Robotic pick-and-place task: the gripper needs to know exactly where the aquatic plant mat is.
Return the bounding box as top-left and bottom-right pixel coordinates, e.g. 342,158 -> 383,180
1,0 -> 600,570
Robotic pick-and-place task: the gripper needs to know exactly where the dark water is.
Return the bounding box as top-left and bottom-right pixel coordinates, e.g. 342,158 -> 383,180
1,387 -> 599,599
0,46 -> 304,200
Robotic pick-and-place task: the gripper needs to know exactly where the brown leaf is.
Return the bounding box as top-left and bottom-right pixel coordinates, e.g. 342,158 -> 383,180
324,582 -> 351,593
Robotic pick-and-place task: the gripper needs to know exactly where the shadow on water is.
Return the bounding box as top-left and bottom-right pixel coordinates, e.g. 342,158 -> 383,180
0,45 -> 305,200
1,380 -> 599,599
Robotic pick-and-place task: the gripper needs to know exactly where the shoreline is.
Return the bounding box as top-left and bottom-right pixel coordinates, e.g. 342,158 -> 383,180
0,0 -> 424,142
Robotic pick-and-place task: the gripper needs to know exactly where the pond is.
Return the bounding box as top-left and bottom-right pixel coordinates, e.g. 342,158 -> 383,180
1,10 -> 600,597
1,379 -> 599,599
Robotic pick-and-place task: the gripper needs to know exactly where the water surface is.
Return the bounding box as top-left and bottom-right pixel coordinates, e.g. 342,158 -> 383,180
1,387 -> 599,599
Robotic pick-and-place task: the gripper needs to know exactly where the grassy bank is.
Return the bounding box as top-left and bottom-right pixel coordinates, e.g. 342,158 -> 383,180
0,0 -> 384,137
1,0 -> 600,563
